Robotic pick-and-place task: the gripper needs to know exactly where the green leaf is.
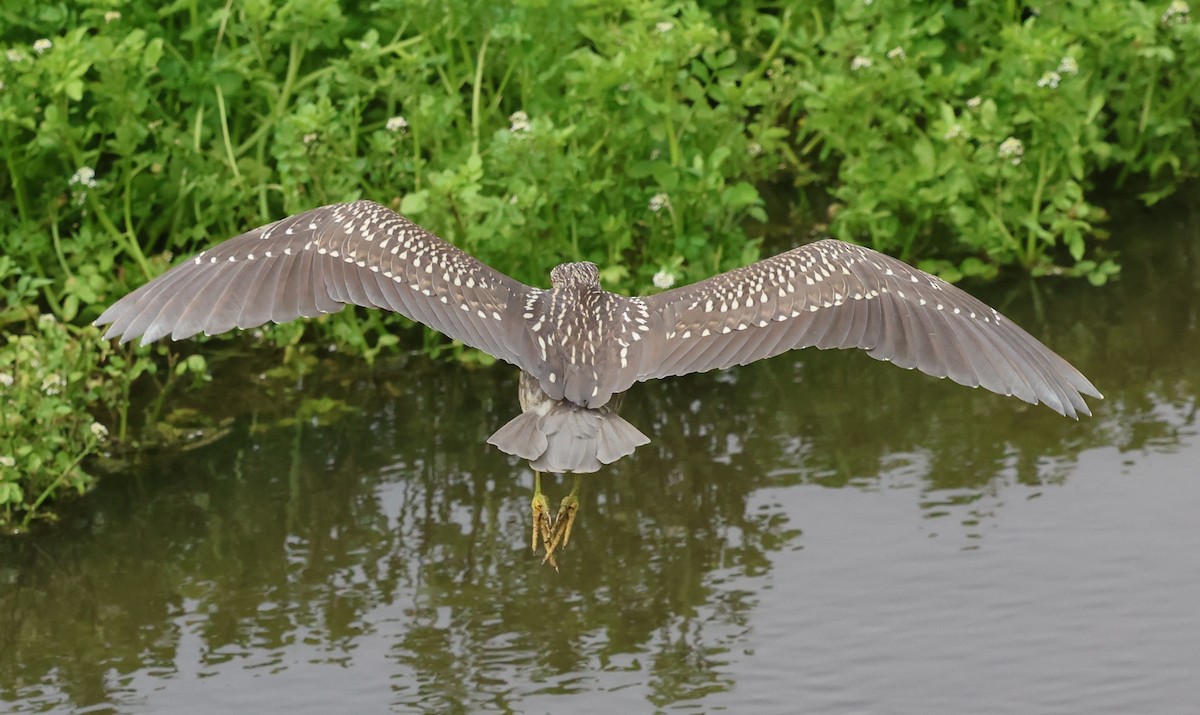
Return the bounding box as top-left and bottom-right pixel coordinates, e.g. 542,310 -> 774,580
400,191 -> 429,215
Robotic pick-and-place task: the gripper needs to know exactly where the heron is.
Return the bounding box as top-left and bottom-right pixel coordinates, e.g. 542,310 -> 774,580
95,200 -> 1101,567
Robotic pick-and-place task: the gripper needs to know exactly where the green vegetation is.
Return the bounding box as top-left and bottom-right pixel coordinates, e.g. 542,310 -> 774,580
2,0 -> 1197,528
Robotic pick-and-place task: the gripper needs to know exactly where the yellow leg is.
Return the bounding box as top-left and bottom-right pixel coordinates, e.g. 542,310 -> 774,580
542,475 -> 581,566
531,471 -> 553,555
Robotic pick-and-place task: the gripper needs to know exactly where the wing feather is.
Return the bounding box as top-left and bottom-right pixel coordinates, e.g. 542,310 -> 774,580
96,201 -> 540,372
643,239 -> 1100,417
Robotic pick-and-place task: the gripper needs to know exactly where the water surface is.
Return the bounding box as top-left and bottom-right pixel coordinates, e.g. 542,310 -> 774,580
3,201 -> 1198,713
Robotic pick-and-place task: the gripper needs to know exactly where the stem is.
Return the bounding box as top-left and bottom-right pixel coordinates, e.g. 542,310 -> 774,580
1,132 -> 31,223
123,161 -> 144,251
1121,61 -> 1158,188
747,8 -> 791,80
214,84 -> 242,181
1025,153 -> 1050,266
664,112 -> 681,167
48,206 -> 74,282
86,190 -> 152,279
234,39 -> 305,157
23,444 -> 91,528
470,32 -> 491,158
946,141 -> 1019,254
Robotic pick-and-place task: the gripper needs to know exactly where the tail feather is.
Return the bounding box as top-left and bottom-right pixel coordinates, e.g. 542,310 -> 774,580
487,403 -> 649,474
486,411 -> 548,462
596,412 -> 651,464
539,409 -> 603,473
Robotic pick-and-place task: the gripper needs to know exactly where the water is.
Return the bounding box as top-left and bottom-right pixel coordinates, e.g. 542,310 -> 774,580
3,200 -> 1198,714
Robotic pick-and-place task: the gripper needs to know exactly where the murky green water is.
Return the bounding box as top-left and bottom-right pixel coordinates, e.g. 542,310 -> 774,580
4,200 -> 1199,714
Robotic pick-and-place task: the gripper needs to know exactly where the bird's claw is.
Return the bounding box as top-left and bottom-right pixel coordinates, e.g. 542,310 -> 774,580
531,475 -> 581,571
547,493 -> 579,553
531,491 -> 553,555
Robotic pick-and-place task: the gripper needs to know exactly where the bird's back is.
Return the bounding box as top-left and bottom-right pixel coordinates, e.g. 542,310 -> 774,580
520,276 -> 663,409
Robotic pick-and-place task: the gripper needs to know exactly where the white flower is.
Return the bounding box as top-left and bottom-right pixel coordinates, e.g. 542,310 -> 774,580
385,115 -> 408,132
1036,71 -> 1061,89
966,95 -> 982,109
69,166 -> 97,189
649,193 -> 671,213
39,313 -> 56,323
886,47 -> 906,60
33,39 -> 52,54
850,56 -> 873,71
0,373 -> 13,387
104,11 -> 121,23
7,49 -> 25,63
508,111 -> 531,133
655,21 -> 674,33
652,270 -> 676,289
302,132 -> 318,145
1057,56 -> 1078,75
1162,1 -> 1190,24
42,374 -> 65,396
746,142 -> 763,157
998,137 -> 1025,165
943,123 -> 964,140
0,456 -> 14,468
90,422 -> 109,441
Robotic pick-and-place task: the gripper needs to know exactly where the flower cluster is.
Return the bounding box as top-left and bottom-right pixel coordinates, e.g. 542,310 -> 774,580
1037,71 -> 1061,89
509,111 -> 531,133
1162,1 -> 1190,24
385,115 -> 408,132
648,193 -> 671,213
41,374 -> 65,396
70,166 -> 97,189
850,56 -> 873,72
997,137 -> 1025,165
652,270 -> 676,289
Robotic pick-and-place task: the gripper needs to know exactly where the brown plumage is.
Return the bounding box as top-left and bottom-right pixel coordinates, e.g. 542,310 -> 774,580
96,200 -> 1101,472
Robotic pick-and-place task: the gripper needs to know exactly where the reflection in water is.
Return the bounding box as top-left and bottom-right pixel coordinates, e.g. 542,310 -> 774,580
2,197 -> 1198,712
0,361 -> 798,712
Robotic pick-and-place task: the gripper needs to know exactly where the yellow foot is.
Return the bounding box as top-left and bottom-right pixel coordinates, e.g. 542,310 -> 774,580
531,472 -> 553,555
541,476 -> 581,567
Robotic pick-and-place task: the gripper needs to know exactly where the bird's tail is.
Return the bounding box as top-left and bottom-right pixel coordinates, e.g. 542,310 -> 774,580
487,403 -> 650,474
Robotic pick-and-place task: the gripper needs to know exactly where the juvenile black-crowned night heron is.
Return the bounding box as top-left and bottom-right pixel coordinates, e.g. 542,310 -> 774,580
96,200 -> 1101,566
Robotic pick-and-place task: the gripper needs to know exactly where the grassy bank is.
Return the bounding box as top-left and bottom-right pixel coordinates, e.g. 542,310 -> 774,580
2,0 -> 1197,528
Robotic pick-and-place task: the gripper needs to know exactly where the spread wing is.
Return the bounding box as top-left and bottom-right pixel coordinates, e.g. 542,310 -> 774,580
95,200 -> 538,370
641,239 -> 1101,418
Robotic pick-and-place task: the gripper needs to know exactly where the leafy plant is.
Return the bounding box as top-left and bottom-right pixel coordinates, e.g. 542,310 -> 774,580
0,316 -> 144,531
782,1 -> 1196,284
